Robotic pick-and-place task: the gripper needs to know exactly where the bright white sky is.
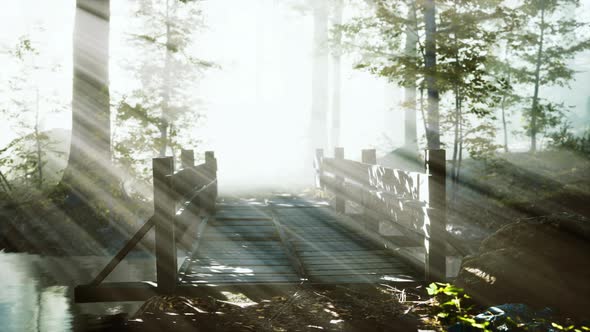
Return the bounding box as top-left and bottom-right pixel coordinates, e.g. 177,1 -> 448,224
1,0 -> 589,189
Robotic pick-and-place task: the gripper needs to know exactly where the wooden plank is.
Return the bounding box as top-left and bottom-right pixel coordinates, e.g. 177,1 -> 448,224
208,222 -> 272,228
303,256 -> 404,265
205,225 -> 277,232
215,216 -> 273,221
200,240 -> 284,247
200,244 -> 284,250
75,282 -> 158,303
153,157 -> 177,293
294,244 -> 376,251
182,275 -> 301,283
196,252 -> 289,258
188,265 -> 297,274
270,208 -> 308,279
425,149 -> 447,281
307,268 -> 412,276
215,209 -> 272,218
305,262 -> 407,270
322,157 -> 371,187
310,274 -> 416,283
298,250 -> 390,257
200,235 -> 280,241
197,253 -> 288,259
198,246 -> 288,252
191,259 -> 292,266
89,216 -> 155,286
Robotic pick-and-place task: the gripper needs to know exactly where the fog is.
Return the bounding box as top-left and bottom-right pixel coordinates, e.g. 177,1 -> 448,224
1,0 -> 590,192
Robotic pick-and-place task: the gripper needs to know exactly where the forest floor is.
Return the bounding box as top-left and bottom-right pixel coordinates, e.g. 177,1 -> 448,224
444,150 -> 590,253
82,284 -> 442,332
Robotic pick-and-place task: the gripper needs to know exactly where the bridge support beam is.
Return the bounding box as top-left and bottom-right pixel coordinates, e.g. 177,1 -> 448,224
425,149 -> 447,281
153,157 -> 177,293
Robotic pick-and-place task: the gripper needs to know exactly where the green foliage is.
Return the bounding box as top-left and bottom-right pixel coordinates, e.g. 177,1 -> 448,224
523,101 -> 570,137
464,123 -> 502,162
0,36 -> 66,190
548,125 -> 590,155
427,283 -> 590,331
338,0 -> 514,165
114,0 -> 213,178
426,282 -> 491,330
510,0 -> 590,148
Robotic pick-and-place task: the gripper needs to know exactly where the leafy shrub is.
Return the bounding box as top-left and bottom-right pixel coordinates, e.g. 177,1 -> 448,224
548,125 -> 590,155
426,283 -> 590,332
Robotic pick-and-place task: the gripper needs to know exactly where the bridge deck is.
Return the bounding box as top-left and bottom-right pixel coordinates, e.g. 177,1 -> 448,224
178,195 -> 418,286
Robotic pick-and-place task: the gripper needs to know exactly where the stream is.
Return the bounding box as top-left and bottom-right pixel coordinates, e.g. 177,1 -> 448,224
0,251 -> 187,332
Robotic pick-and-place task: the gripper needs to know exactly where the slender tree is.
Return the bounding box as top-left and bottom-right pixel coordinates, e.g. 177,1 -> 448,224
513,0 -> 590,152
115,0 -> 212,174
423,0 -> 439,149
331,0 -> 344,150
402,1 -> 418,152
310,1 -> 330,151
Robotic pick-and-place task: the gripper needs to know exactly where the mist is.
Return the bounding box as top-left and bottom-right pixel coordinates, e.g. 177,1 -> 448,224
1,0 -> 590,330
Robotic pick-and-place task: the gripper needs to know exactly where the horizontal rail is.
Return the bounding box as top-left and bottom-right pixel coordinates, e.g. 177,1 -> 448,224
316,148 -> 447,281
322,158 -> 424,201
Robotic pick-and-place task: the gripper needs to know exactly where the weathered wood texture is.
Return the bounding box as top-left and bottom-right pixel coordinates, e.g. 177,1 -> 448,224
315,148 -> 446,280
153,157 -> 177,293
179,200 -> 417,286
76,149 -> 218,302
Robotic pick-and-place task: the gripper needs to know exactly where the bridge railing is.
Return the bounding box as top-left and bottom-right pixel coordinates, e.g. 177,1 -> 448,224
315,147 -> 446,281
153,149 -> 218,292
75,149 -> 217,302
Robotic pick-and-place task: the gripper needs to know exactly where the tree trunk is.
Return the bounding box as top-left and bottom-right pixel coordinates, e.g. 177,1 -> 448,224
403,2 -> 418,152
35,88 -> 43,189
457,115 -> 464,184
419,85 -> 428,140
501,97 -> 509,153
62,0 -> 111,197
331,0 -> 343,150
451,86 -> 460,181
451,31 -> 461,186
500,44 -> 512,153
530,0 -> 546,153
310,1 -> 329,152
424,0 -> 440,150
160,0 -> 172,157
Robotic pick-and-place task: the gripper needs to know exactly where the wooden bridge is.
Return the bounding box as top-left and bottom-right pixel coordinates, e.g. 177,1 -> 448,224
75,148 -> 447,303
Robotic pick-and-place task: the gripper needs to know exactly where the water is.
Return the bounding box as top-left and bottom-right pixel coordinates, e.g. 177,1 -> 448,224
0,252 -> 185,332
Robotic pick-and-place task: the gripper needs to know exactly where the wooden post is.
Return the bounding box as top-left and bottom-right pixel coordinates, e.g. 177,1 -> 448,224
314,148 -> 324,188
204,151 -> 217,213
361,149 -> 377,231
361,148 -> 377,165
334,147 -> 345,213
153,157 -> 177,293
425,149 -> 446,281
181,149 -> 194,169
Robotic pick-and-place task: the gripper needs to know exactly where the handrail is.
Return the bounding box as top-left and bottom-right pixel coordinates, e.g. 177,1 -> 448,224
85,149 -> 218,292
175,178 -> 218,216
315,147 -> 446,281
